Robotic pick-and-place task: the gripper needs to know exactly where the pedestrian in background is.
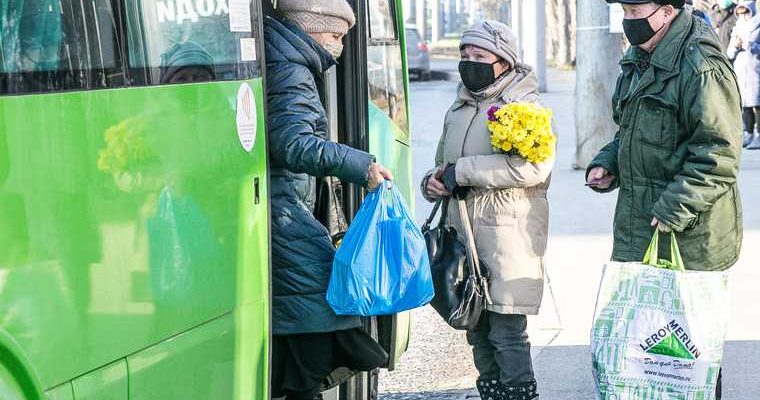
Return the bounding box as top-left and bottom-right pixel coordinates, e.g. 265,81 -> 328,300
727,1 -> 760,148
687,0 -> 713,26
588,1 -> 743,397
711,0 -> 738,51
421,20 -> 554,400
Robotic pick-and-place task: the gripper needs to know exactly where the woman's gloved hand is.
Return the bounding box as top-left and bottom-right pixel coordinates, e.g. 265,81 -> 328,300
439,163 -> 471,199
368,163 -> 394,190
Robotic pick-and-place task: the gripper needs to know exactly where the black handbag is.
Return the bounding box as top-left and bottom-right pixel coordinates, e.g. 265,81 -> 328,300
424,197 -> 491,330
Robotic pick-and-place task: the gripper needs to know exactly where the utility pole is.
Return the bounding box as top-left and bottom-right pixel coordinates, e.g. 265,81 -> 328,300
416,0 -> 427,41
574,1 -> 623,169
512,0 -> 547,92
431,0 -> 442,42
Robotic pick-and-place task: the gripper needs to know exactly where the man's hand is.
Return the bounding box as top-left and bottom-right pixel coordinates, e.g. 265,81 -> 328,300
368,163 -> 393,190
586,166 -> 615,189
651,217 -> 672,233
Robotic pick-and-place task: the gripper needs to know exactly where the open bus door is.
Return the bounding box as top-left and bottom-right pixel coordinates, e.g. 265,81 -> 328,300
262,0 -> 413,398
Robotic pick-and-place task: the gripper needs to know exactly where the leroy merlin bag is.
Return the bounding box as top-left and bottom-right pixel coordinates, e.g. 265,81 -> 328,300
327,182 -> 434,316
591,231 -> 730,399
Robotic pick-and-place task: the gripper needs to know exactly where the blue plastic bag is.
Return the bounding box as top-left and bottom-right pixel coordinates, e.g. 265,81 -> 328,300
327,182 -> 434,316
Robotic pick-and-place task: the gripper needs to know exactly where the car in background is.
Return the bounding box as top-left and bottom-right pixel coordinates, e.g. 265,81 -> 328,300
405,25 -> 431,81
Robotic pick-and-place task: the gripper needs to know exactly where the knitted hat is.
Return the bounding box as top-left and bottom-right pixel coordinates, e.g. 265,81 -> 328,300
278,0 -> 356,35
159,41 -> 215,83
460,20 -> 521,68
605,0 -> 686,7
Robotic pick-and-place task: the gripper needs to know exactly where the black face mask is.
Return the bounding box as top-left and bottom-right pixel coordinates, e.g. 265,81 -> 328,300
459,60 -> 500,92
622,6 -> 665,46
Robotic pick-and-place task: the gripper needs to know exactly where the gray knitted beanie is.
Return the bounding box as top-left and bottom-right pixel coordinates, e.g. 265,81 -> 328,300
278,0 -> 356,35
460,20 -> 521,68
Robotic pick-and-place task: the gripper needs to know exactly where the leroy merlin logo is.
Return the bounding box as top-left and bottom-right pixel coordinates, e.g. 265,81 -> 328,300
639,320 -> 701,360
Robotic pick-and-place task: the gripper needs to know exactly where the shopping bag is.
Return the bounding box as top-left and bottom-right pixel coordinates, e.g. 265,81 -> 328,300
591,231 -> 730,399
327,182 -> 434,316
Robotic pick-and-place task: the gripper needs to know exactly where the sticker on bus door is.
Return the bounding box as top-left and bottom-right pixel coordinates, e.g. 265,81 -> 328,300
236,82 -> 257,152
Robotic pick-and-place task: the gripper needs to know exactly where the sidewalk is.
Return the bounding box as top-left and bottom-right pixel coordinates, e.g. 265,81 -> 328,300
380,66 -> 760,400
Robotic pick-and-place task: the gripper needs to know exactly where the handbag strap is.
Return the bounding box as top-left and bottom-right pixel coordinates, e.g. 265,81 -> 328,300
457,198 -> 484,279
422,200 -> 442,232
421,197 -> 450,231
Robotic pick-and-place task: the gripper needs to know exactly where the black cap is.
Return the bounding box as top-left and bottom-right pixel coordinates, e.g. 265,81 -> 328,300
606,0 -> 685,7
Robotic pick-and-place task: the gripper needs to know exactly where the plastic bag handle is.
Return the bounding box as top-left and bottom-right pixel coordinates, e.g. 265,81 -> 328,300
643,230 -> 685,271
457,199 -> 492,304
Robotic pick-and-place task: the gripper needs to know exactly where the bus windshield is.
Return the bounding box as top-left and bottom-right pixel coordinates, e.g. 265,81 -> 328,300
125,0 -> 260,84
0,0 -> 260,94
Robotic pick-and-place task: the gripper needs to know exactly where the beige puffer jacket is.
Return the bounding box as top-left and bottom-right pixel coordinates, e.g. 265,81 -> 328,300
423,68 -> 554,315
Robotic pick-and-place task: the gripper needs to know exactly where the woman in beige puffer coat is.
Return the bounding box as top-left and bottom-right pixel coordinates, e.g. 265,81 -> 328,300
421,20 -> 554,400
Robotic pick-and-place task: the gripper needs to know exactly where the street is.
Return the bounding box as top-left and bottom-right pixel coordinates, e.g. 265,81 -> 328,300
378,69 -> 760,400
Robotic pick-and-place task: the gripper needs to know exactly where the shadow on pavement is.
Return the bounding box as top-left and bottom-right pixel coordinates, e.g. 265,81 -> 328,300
379,389 -> 471,400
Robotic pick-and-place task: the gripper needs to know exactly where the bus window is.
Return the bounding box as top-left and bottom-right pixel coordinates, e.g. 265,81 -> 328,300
367,45 -> 407,134
124,0 -> 261,86
367,0 -> 396,40
0,0 -> 123,94
366,0 -> 407,137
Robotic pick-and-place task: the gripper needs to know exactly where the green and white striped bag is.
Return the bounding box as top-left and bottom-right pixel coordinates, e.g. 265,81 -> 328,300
591,231 -> 730,399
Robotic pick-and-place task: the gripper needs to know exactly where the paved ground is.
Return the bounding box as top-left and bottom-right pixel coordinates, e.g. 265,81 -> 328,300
378,66 -> 760,400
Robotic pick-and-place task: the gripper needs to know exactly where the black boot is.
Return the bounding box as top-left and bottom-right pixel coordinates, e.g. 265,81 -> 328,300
476,380 -> 538,400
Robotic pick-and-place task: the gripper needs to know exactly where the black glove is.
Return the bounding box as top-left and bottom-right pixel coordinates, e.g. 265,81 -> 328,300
441,164 -> 470,199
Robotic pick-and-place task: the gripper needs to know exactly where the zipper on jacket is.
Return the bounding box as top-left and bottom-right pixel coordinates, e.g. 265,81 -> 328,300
459,101 -> 481,158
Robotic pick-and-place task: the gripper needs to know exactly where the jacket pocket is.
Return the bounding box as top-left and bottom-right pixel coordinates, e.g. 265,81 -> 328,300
635,95 -> 678,151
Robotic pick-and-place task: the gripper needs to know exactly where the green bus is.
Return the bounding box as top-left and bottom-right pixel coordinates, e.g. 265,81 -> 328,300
0,0 -> 414,399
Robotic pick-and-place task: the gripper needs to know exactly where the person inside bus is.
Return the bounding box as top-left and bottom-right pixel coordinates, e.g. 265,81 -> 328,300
159,41 -> 215,84
263,0 -> 392,398
421,20 -> 553,400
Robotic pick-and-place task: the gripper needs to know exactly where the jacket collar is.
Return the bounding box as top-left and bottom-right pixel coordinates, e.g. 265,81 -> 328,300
264,17 -> 336,74
620,9 -> 693,73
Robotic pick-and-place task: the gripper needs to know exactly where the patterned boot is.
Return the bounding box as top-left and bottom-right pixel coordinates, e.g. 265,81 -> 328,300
476,380 -> 538,400
476,380 -> 503,400
501,380 -> 538,400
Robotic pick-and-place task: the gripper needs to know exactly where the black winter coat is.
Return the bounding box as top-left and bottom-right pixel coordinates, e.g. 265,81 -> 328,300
264,17 -> 375,335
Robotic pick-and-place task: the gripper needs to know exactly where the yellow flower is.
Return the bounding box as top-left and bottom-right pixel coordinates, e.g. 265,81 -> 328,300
486,102 -> 555,163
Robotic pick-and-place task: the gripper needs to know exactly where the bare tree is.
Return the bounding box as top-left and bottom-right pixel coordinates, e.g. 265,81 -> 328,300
545,0 -> 576,68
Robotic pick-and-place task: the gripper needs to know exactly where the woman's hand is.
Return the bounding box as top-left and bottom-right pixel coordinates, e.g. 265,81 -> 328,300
368,163 -> 394,190
425,169 -> 451,199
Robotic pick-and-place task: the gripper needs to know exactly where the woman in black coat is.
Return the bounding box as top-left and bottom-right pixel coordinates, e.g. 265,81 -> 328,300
264,0 -> 391,398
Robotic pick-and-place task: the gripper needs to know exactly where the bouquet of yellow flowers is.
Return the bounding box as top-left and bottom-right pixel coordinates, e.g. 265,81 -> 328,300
486,102 -> 556,163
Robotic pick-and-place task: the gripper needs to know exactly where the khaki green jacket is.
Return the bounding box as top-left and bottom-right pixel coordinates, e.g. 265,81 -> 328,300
589,12 -> 743,271
423,69 -> 554,315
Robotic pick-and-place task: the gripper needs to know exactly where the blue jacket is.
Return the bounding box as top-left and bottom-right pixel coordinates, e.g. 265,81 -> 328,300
264,17 -> 374,335
727,2 -> 760,107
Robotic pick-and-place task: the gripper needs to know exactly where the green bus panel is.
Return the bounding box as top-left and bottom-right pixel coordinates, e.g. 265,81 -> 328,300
0,79 -> 270,399
71,361 -> 127,400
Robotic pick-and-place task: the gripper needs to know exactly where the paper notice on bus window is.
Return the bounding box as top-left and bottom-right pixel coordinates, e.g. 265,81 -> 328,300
229,0 -> 252,32
240,38 -> 256,61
